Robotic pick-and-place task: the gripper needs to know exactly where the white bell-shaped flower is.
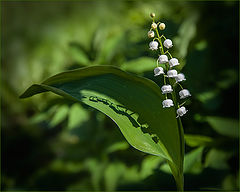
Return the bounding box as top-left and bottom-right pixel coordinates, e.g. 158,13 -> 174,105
158,55 -> 168,64
175,73 -> 186,82
167,69 -> 178,78
163,39 -> 173,49
179,89 -> 191,99
161,85 -> 173,94
154,67 -> 164,76
176,106 -> 188,118
149,41 -> 158,50
169,58 -> 180,68
162,99 -> 174,108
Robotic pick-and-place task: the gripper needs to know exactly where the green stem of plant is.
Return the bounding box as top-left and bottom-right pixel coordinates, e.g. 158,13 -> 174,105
165,50 -> 173,59
155,23 -> 185,191
177,82 -> 184,90
163,75 -> 166,84
179,101 -> 186,107
169,79 -> 185,192
168,160 -> 184,191
163,75 -> 168,99
155,28 -> 164,55
176,173 -> 184,191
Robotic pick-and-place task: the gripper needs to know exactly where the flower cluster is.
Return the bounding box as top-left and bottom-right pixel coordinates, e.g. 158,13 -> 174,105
148,13 -> 191,118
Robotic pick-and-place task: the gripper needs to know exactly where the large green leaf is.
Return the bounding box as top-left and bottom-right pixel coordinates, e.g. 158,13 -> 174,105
20,66 -> 184,189
160,147 -> 204,174
121,57 -> 161,74
206,116 -> 239,138
184,134 -> 213,147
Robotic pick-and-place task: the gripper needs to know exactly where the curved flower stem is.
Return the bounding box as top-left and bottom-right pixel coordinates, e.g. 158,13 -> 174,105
179,101 -> 186,107
164,50 -> 173,59
160,34 -> 167,40
177,82 -> 184,90
163,75 -> 167,84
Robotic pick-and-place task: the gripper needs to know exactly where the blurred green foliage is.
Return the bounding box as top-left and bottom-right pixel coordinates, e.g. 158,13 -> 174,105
1,1 -> 239,191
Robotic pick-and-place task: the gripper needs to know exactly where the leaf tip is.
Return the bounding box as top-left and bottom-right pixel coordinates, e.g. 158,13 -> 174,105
19,84 -> 48,99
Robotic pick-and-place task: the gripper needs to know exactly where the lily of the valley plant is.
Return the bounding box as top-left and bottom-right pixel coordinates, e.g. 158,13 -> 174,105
20,12 -> 189,192
148,13 -> 191,118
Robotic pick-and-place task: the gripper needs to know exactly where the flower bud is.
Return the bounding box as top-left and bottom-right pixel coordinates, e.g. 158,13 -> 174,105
154,67 -> 164,76
159,23 -> 166,30
163,39 -> 173,49
158,55 -> 168,64
162,99 -> 174,108
167,69 -> 178,78
176,106 -> 188,118
148,31 -> 154,38
149,41 -> 158,50
151,22 -> 158,30
161,85 -> 173,94
150,13 -> 155,18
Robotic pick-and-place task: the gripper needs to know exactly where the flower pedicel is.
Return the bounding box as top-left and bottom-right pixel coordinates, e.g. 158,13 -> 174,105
148,13 -> 191,118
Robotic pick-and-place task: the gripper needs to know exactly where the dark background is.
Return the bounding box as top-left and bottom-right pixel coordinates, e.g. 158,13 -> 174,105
1,1 -> 239,191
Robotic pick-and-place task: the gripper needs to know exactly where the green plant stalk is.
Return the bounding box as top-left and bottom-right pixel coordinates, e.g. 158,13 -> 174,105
155,26 -> 185,191
170,81 -> 185,191
155,28 -> 164,55
177,82 -> 184,90
168,160 -> 184,191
